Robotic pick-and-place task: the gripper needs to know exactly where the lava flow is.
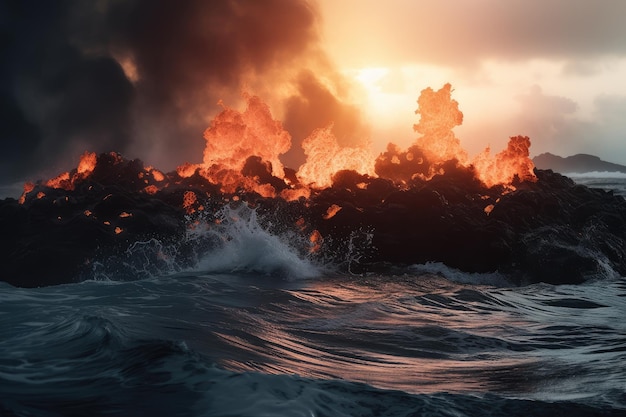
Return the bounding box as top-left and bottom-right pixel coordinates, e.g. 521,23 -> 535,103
5,84 -> 626,288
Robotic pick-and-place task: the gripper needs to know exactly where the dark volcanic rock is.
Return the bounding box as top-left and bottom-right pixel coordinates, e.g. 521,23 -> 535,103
1,153 -> 626,287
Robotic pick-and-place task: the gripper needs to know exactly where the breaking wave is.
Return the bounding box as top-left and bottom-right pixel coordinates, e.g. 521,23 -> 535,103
192,204 -> 320,279
88,203 -> 326,281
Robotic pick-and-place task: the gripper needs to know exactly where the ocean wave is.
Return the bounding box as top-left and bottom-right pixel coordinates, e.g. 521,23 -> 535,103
565,171 -> 626,179
193,204 -> 321,280
1,273 -> 625,415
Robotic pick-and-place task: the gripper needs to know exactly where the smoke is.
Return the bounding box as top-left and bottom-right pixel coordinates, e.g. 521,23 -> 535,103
0,0 -> 365,184
282,70 -> 370,168
0,0 -> 134,181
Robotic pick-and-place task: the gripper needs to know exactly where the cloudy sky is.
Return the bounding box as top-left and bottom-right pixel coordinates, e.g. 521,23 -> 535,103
318,0 -> 626,161
1,0 -> 625,193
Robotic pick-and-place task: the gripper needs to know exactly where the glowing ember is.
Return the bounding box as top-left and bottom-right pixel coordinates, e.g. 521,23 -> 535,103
323,204 -> 342,220
183,191 -> 198,214
114,227 -> 123,234
46,172 -> 71,190
309,229 -> 322,253
150,168 -> 165,182
143,185 -> 158,195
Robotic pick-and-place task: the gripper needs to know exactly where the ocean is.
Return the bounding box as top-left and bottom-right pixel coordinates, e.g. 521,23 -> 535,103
1,176 -> 625,417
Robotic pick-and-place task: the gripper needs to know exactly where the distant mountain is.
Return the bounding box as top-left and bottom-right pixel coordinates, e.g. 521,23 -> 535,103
532,153 -> 626,174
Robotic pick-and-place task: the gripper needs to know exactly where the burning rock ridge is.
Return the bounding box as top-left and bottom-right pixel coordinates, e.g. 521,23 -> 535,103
2,84 -> 626,287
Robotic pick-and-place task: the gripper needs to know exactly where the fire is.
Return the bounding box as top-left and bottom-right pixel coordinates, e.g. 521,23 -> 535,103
413,83 -> 468,167
77,151 -> 97,175
18,182 -> 35,204
45,151 -> 98,191
323,204 -> 342,220
21,83 -> 538,208
193,93 -> 291,195
297,125 -> 376,188
45,172 -> 71,190
472,135 -> 537,188
374,84 -> 535,189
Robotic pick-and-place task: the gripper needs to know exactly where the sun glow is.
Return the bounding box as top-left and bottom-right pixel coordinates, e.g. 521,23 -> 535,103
350,67 -> 406,124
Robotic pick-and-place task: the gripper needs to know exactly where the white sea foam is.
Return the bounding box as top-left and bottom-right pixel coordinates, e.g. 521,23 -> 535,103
193,204 -> 320,280
564,171 -> 626,179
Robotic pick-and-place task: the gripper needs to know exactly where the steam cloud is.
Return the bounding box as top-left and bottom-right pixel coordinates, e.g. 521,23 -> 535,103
0,0 -> 364,183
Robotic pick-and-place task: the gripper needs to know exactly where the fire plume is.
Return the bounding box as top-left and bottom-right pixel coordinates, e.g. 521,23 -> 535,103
472,135 -> 537,188
198,93 -> 290,192
297,125 -> 376,188
375,84 -> 535,190
413,83 -> 468,167
20,84 -> 537,207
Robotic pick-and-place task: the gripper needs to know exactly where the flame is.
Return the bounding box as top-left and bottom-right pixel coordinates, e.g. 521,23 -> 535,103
77,151 -> 97,175
46,151 -> 98,191
18,182 -> 35,204
297,125 -> 376,188
23,84 -> 539,209
413,83 -> 468,167
45,171 -> 71,190
194,93 -> 291,194
374,84 -> 535,190
472,135 -> 537,188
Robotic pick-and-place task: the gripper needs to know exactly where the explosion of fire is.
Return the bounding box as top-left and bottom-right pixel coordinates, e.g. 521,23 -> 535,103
19,84 -> 536,205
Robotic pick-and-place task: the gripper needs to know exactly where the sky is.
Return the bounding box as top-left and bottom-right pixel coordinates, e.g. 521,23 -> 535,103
1,0 -> 626,192
317,0 -> 626,162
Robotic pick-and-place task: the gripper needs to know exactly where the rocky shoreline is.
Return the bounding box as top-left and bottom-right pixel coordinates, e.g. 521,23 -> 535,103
2,152 -> 625,287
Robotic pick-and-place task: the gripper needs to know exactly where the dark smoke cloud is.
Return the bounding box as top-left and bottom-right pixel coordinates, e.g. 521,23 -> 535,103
1,0 -> 362,185
1,0 -> 134,181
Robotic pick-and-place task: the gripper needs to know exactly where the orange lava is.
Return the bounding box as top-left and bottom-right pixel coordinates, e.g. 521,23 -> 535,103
309,229 -> 323,253
323,204 -> 342,220
183,191 -> 198,214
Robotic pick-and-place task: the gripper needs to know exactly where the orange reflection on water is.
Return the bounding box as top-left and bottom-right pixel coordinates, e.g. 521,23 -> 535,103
213,276 -> 538,395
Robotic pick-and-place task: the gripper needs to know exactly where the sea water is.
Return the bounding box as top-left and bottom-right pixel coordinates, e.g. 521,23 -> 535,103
1,176 -> 625,417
